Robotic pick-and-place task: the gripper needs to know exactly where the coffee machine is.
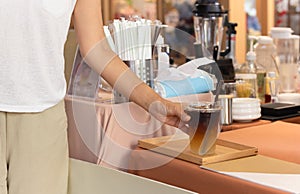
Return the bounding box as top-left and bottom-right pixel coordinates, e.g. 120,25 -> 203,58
193,0 -> 237,83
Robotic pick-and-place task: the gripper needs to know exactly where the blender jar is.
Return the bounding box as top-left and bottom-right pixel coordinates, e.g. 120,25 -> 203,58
193,0 -> 228,59
270,27 -> 298,93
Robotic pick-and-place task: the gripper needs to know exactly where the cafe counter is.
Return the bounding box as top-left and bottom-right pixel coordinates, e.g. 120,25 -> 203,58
65,93 -> 300,193
129,121 -> 300,194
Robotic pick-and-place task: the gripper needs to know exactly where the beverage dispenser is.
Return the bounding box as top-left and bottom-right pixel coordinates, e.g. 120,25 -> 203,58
193,0 -> 236,82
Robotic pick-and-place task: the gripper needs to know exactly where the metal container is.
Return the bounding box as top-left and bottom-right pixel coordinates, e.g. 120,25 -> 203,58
124,60 -> 154,88
114,59 -> 154,104
219,95 -> 233,125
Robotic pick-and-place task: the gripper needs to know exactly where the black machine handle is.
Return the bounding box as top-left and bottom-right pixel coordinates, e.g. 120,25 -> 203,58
220,15 -> 238,58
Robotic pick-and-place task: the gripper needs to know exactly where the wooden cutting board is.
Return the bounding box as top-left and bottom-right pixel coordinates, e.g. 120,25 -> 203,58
138,135 -> 258,165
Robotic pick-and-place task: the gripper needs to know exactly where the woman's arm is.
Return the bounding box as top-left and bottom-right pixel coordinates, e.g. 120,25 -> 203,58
72,0 -> 190,127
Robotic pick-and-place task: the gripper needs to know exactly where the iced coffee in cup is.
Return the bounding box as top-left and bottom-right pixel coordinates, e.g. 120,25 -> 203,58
184,102 -> 221,156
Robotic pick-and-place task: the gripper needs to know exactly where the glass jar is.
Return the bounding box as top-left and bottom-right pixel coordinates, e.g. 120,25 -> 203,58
235,73 -> 257,98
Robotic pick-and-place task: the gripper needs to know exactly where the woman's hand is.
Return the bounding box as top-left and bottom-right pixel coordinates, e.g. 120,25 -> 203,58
148,99 -> 191,129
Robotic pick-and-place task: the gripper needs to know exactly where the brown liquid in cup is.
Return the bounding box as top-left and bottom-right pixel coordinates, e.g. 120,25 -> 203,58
185,105 -> 221,155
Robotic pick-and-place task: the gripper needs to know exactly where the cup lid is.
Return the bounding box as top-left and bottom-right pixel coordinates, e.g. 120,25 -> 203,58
185,102 -> 221,113
235,73 -> 257,79
267,71 -> 276,78
291,35 -> 300,40
270,27 -> 293,39
257,36 -> 273,44
193,0 -> 228,17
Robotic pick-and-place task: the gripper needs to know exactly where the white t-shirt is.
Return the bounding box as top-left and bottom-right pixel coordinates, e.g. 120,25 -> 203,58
0,0 -> 77,112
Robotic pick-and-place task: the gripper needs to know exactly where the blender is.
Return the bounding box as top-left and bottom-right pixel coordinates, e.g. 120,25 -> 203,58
193,0 -> 236,82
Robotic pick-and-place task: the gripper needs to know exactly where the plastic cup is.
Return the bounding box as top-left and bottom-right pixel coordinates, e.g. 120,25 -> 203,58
184,102 -> 221,156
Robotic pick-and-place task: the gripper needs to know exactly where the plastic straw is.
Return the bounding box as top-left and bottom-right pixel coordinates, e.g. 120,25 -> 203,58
107,17 -> 162,61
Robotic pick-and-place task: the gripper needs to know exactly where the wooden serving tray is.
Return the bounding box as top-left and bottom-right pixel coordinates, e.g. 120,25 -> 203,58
138,135 -> 258,165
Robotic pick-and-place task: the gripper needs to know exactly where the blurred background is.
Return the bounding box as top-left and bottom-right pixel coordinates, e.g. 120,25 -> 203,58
100,0 -> 300,64
65,0 -> 300,86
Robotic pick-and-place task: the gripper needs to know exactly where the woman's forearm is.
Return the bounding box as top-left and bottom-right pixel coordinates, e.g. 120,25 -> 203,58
72,0 -> 162,111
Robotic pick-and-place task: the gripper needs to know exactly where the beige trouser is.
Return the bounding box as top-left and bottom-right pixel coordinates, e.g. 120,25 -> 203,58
0,101 -> 69,194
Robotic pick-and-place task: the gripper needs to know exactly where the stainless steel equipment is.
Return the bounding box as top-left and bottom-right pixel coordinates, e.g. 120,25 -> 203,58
193,0 -> 228,60
193,0 -> 237,82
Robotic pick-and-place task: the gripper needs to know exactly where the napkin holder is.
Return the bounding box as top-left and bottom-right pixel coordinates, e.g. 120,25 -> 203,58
261,103 -> 300,116
261,102 -> 300,121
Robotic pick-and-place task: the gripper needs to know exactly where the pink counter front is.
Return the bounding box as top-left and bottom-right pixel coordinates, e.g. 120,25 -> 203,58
65,93 -> 300,193
65,93 -> 213,169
